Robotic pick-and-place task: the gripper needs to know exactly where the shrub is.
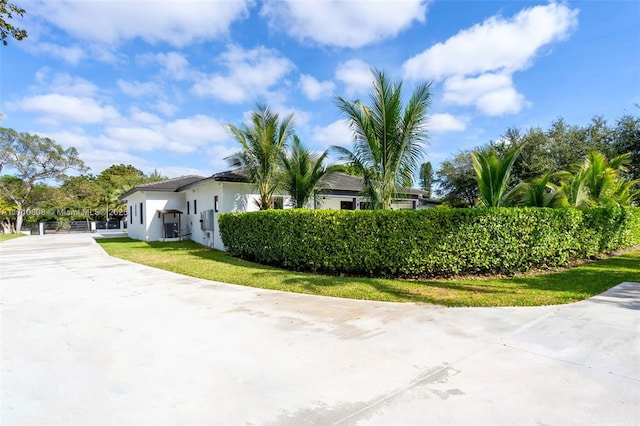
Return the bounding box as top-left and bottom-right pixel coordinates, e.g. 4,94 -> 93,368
219,207 -> 640,278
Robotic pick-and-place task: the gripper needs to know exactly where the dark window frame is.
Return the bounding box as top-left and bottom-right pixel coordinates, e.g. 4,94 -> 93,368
139,202 -> 143,224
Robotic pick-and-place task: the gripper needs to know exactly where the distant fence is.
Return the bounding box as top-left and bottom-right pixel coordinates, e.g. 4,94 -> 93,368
21,220 -> 126,235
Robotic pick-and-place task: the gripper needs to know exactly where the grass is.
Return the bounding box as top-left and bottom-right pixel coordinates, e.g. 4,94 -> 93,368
96,237 -> 640,307
0,233 -> 26,242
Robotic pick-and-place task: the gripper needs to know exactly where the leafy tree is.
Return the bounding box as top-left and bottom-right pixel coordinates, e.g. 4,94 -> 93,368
281,136 -> 340,208
472,144 -> 523,207
0,127 -> 86,232
333,69 -> 432,209
0,0 -> 27,45
226,104 -> 295,210
435,150 -> 478,207
419,162 -> 434,198
610,113 -> 640,183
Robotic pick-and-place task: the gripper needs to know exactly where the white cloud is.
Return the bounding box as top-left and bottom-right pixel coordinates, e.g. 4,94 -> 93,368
164,114 -> 229,152
335,59 -> 372,97
206,143 -> 239,172
118,79 -> 161,97
35,0 -> 251,47
25,42 -> 85,65
192,45 -> 295,103
35,70 -> 98,97
403,2 -> 578,115
129,108 -> 163,125
261,0 -> 427,48
153,101 -> 178,117
157,166 -> 213,178
95,114 -> 229,155
429,113 -> 467,133
137,52 -> 193,80
299,74 -> 335,101
311,120 -> 352,148
12,94 -> 121,124
442,74 -> 527,116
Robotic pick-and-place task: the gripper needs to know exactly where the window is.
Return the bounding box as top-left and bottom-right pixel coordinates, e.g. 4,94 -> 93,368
272,197 -> 284,209
194,199 -> 197,214
129,206 -> 133,224
139,202 -> 143,224
214,195 -> 219,213
187,201 -> 190,215
340,201 -> 354,210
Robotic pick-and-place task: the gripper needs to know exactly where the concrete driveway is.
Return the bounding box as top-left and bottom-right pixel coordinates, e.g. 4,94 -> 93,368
1,234 -> 639,425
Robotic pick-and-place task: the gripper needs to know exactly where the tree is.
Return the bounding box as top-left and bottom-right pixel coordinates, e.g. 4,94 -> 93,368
333,69 -> 432,209
281,136 -> 340,208
611,113 -> 640,183
95,164 -> 154,221
226,104 -> 295,210
509,173 -> 567,208
435,150 -> 478,207
1,0 -> 27,46
0,128 -> 86,232
556,151 -> 639,208
419,162 -> 434,198
472,144 -> 523,207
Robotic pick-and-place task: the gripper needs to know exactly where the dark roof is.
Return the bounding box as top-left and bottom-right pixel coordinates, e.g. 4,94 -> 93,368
121,169 -> 439,203
317,173 -> 428,197
120,175 -> 206,200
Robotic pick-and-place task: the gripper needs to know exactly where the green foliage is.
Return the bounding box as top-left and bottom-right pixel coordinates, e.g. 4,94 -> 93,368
0,0 -> 27,46
0,127 -> 86,232
557,151 -> 639,208
435,150 -> 477,207
472,144 -> 522,207
226,104 -> 295,210
419,162 -> 433,197
219,207 -> 640,278
509,173 -> 568,208
281,136 -> 340,208
333,69 -> 432,209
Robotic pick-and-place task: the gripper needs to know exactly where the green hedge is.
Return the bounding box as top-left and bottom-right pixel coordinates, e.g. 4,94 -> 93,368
218,207 -> 640,278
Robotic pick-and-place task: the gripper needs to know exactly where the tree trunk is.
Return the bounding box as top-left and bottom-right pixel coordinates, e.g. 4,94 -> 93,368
15,207 -> 24,234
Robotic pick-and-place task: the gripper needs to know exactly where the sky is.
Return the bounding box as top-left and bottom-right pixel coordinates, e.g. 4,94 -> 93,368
1,0 -> 639,181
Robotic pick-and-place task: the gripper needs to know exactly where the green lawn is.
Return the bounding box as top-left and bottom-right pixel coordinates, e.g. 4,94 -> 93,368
96,237 -> 640,307
0,233 -> 26,242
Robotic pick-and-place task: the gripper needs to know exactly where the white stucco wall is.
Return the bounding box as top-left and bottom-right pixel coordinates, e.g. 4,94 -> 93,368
123,191 -> 185,241
144,192 -> 186,241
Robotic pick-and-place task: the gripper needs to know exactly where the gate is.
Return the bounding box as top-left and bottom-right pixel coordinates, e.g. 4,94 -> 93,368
42,221 -> 91,234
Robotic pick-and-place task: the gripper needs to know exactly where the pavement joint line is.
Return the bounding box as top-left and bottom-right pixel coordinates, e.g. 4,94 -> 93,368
332,351 -> 479,426
491,340 -> 640,382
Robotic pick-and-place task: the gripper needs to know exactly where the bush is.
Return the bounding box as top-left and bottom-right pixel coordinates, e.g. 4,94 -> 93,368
219,207 -> 640,278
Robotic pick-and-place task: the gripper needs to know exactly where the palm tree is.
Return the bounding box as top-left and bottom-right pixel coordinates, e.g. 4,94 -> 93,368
510,172 -> 567,208
281,136 -> 341,208
557,151 -> 639,208
472,144 -> 523,207
332,69 -> 432,209
226,104 -> 295,210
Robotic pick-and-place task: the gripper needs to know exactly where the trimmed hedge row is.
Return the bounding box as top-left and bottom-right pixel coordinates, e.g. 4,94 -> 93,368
218,207 -> 640,278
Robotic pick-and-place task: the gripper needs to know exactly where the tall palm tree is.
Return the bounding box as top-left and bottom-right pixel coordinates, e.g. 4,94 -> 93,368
509,172 -> 567,207
281,136 -> 341,208
226,104 -> 294,210
332,69 -> 432,210
472,144 -> 523,207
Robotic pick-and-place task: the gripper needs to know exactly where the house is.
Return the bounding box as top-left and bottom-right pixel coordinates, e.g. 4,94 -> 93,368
120,169 -> 440,250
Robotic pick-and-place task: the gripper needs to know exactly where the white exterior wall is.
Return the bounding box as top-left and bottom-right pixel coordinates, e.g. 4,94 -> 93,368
144,192 -> 185,241
316,195 -> 359,210
125,192 -> 145,240
123,191 -> 185,241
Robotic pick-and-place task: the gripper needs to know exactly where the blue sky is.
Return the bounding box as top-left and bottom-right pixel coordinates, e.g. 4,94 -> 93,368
1,0 -> 639,180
